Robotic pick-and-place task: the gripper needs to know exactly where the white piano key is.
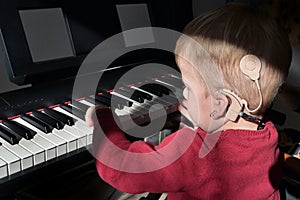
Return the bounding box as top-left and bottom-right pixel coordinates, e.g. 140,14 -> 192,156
131,85 -> 159,98
128,87 -> 172,112
155,79 -> 176,88
111,91 -> 148,116
0,158 -> 7,179
54,106 -> 93,143
155,79 -> 183,96
18,139 -> 45,165
111,91 -> 140,105
52,129 -> 77,152
159,193 -> 168,200
73,123 -> 93,145
114,107 -> 132,117
82,96 -> 141,120
54,107 -> 84,124
63,125 -> 87,148
131,86 -> 178,111
14,118 -> 56,161
0,146 -> 21,175
131,85 -> 177,107
38,133 -> 66,157
76,100 -> 97,144
72,121 -> 91,139
79,99 -> 94,107
0,138 -> 33,170
111,91 -> 147,112
9,118 -> 45,165
31,135 -> 56,161
113,90 -> 157,115
35,132 -> 67,157
15,117 -> 67,157
170,74 -> 181,79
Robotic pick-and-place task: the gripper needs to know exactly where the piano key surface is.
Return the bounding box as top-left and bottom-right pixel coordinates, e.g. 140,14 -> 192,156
0,145 -> 21,175
0,137 -> 33,171
0,158 -> 7,179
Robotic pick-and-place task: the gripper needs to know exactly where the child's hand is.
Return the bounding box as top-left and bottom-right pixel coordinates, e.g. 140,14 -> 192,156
85,106 -> 96,127
284,153 -> 292,160
85,105 -> 108,127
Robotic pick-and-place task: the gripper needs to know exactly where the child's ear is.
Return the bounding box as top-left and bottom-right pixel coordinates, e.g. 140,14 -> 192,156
211,92 -> 229,119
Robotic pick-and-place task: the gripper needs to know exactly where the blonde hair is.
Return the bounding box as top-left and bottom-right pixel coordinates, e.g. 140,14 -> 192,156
175,2 -> 292,114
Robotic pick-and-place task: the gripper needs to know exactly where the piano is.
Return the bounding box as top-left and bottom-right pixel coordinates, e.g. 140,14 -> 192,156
0,0 -> 193,199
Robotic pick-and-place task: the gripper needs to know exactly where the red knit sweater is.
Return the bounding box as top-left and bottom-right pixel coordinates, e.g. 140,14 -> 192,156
93,109 -> 282,200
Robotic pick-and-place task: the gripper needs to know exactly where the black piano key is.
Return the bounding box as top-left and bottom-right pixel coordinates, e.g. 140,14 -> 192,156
84,97 -> 98,106
141,83 -> 178,106
100,91 -> 132,107
117,89 -> 144,103
124,87 -> 153,101
140,84 -> 163,97
107,97 -> 125,110
2,119 -> 34,140
99,90 -> 111,99
151,78 -> 177,93
111,94 -> 133,107
97,94 -> 128,109
153,84 -> 171,95
94,95 -> 111,106
134,85 -> 177,108
0,125 -> 20,145
60,104 -> 85,121
124,87 -> 152,101
86,95 -> 124,110
32,111 -> 64,130
43,107 -> 75,126
150,84 -> 178,102
71,101 -> 90,112
21,114 -> 53,133
84,97 -> 95,105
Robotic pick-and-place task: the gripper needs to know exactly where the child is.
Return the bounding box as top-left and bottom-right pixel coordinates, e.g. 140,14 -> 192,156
86,2 -> 292,199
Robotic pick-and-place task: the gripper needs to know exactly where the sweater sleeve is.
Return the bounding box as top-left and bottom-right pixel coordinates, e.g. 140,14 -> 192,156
92,108 -> 199,194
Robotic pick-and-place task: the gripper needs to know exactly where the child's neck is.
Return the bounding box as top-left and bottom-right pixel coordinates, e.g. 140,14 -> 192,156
224,117 -> 263,131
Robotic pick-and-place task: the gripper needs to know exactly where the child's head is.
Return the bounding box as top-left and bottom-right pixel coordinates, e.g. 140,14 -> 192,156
175,2 -> 292,130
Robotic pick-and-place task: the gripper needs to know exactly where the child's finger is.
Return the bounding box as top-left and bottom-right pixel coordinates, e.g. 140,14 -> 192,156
85,105 -> 110,127
85,106 -> 96,127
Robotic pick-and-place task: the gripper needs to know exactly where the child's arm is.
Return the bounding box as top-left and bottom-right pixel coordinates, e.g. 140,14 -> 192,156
86,106 -> 200,194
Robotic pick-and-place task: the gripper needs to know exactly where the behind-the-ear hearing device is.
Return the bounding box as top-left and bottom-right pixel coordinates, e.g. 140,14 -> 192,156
220,89 -> 244,121
240,54 -> 261,81
221,54 -> 263,121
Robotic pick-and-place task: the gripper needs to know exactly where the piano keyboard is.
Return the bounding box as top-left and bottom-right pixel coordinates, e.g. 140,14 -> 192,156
0,74 -> 183,179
